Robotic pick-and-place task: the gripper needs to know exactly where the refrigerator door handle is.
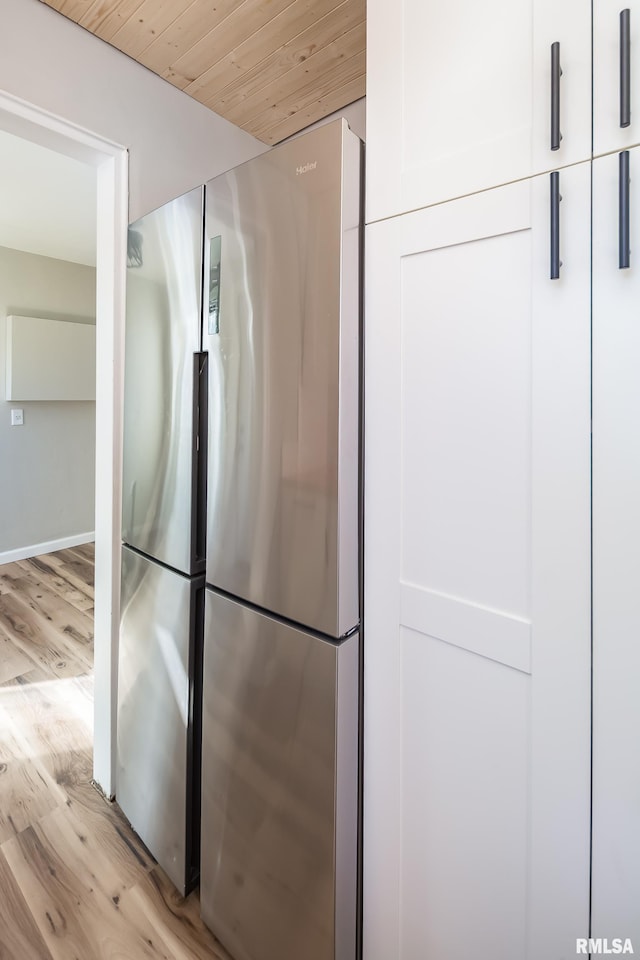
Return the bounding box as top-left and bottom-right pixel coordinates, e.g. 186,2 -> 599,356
192,352 -> 208,567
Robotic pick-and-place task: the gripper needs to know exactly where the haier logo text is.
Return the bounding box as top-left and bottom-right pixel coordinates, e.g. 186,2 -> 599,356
577,939 -> 634,954
296,162 -> 317,175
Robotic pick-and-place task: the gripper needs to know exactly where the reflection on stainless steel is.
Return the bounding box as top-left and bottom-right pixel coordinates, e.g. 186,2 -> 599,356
200,589 -> 359,960
117,546 -> 203,895
122,187 -> 204,574
208,235 -> 222,335
119,186 -> 206,897
203,120 -> 361,637
200,121 -> 363,960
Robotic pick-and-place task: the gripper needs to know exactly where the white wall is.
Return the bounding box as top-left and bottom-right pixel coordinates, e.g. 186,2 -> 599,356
0,0 -> 268,222
0,246 -> 97,557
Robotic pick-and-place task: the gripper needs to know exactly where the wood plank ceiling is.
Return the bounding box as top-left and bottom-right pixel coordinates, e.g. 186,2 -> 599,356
40,0 -> 366,144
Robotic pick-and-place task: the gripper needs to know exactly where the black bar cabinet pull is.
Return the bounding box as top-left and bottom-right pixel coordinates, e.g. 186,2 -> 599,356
620,150 -> 631,268
550,171 -> 561,280
621,9 -> 631,128
551,42 -> 562,150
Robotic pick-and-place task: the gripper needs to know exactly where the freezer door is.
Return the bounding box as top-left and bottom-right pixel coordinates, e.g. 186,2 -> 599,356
204,119 -> 362,636
122,187 -> 205,575
200,588 -> 359,960
117,546 -> 203,895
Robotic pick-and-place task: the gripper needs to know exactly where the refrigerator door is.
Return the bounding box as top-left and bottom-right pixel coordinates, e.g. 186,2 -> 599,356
200,588 -> 359,960
122,187 -> 205,576
204,120 -> 362,637
117,546 -> 203,895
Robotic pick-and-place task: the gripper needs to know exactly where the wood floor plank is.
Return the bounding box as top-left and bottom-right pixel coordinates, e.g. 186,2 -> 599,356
0,664 -> 53,688
2,820 -> 175,960
63,781 -> 156,890
14,560 -> 94,615
34,802 -> 141,901
50,551 -> 95,590
67,542 -> 95,564
0,633 -> 37,684
2,573 -> 94,646
123,866 -> 234,960
0,845 -> 54,960
22,555 -> 94,604
0,714 -> 63,844
29,551 -> 66,570
0,673 -> 93,799
0,591 -> 91,678
0,561 -> 28,582
64,542 -> 96,569
71,671 -> 94,704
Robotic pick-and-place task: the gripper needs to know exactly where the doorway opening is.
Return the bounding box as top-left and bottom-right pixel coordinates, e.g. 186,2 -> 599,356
0,89 -> 128,799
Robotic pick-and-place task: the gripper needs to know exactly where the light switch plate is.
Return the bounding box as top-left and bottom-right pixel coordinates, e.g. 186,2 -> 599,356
10,408 -> 24,426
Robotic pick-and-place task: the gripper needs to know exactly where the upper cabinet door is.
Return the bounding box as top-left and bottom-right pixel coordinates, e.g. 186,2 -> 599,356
366,0 -> 592,223
594,1 -> 640,157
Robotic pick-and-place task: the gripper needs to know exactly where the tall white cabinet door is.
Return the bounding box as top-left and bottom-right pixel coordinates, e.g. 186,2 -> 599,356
366,0 -> 591,224
594,2 -> 640,158
364,164 -> 591,960
592,146 -> 640,944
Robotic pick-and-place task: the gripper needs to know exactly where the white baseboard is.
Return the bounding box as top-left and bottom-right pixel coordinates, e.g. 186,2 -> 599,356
0,531 -> 95,565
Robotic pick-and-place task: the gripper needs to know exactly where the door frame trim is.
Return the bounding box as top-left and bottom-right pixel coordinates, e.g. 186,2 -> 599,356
0,88 -> 128,798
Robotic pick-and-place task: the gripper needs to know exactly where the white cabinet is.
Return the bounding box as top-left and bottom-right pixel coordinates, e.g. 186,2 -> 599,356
364,164 -> 592,959
5,315 -> 96,401
591,145 -> 640,944
594,1 -> 640,157
366,0 -> 591,223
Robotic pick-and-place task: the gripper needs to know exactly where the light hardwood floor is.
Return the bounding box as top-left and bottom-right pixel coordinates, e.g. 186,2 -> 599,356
0,545 -> 232,960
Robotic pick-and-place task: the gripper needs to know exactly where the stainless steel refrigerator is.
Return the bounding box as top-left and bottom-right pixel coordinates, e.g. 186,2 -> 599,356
117,186 -> 207,896
200,119 -> 362,960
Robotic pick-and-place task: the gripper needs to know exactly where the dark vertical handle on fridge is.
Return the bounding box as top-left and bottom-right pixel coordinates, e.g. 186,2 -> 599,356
621,9 -> 631,128
550,171 -> 561,280
551,42 -> 562,151
186,582 -> 205,892
619,150 -> 631,269
192,352 -> 208,566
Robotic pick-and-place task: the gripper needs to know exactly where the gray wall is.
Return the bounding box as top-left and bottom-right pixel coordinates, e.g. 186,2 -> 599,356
284,98 -> 366,143
0,246 -> 97,556
0,0 -> 268,222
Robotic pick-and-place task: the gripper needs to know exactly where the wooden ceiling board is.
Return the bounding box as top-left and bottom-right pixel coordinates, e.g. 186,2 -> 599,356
204,0 -> 364,120
225,23 -> 366,131
40,0 -> 367,144
135,0 -> 241,77
43,0 -> 76,16
192,0 -> 359,111
108,0 -> 195,59
166,0 -> 298,90
247,46 -> 366,138
72,0 -> 145,42
259,73 -> 365,144
58,0 -> 103,17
